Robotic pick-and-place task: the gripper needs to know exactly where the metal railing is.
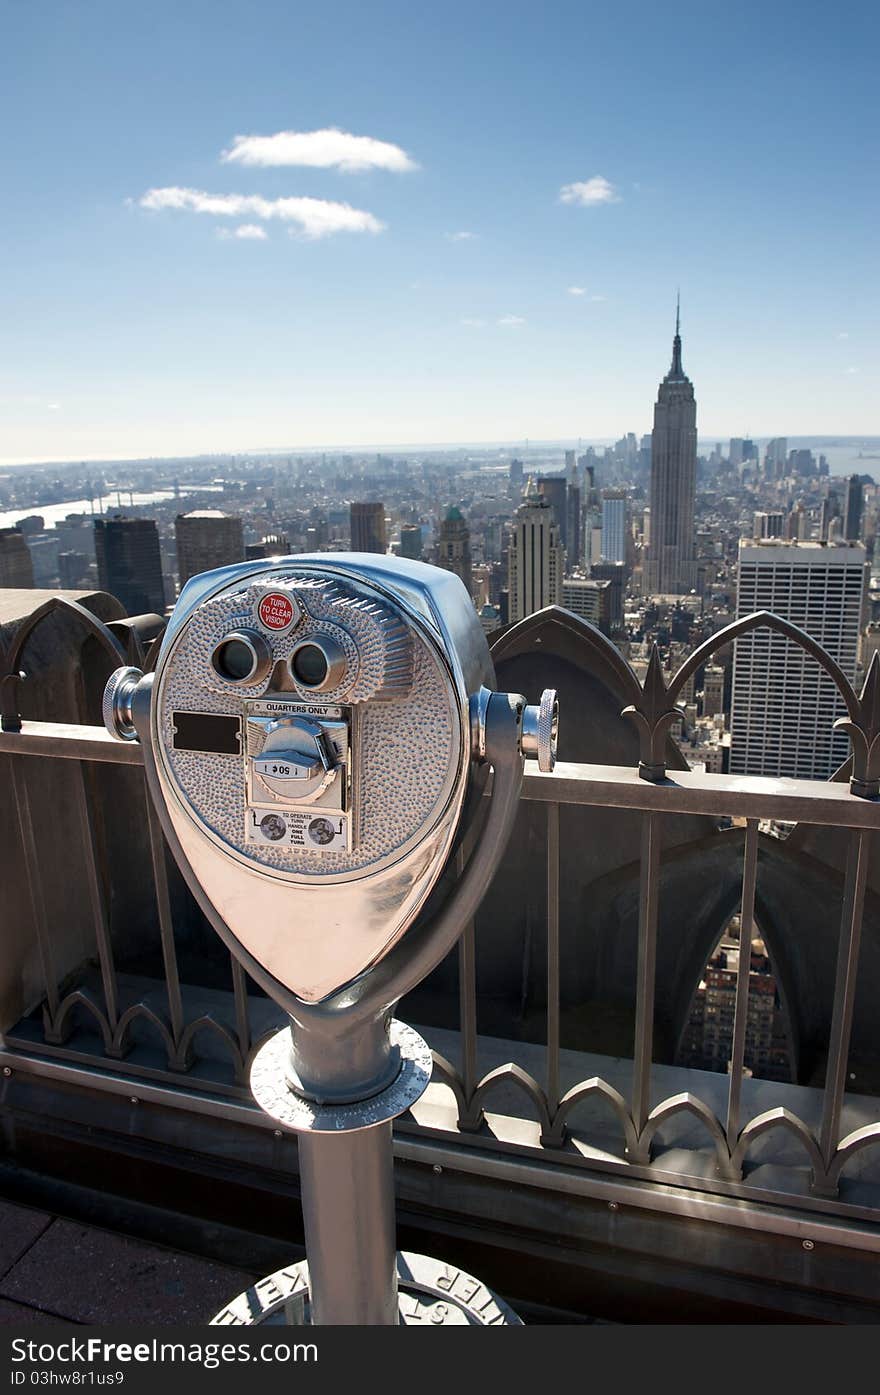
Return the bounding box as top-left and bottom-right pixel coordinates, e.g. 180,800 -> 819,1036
2,597 -> 879,1225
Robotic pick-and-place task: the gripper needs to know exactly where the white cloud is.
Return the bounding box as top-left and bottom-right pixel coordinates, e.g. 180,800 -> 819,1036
47,403 -> 61,411
589,294 -> 606,301
559,176 -> 619,206
139,186 -> 384,239
222,128 -> 418,173
446,230 -> 476,242
846,366 -> 859,374
498,315 -> 525,328
838,331 -> 850,339
461,317 -> 486,327
567,286 -> 587,295
218,223 -> 269,241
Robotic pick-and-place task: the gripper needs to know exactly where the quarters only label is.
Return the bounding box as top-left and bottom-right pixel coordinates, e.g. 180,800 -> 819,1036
248,701 -> 343,719
247,807 -> 350,852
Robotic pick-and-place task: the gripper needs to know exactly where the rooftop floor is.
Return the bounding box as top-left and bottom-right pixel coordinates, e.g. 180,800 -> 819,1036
0,1198 -> 255,1326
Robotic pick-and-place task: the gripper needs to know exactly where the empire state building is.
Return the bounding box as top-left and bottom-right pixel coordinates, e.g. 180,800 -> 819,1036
644,304 -> 697,595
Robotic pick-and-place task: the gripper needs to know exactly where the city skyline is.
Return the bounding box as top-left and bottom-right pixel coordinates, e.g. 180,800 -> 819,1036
3,433 -> 880,477
1,0 -> 876,465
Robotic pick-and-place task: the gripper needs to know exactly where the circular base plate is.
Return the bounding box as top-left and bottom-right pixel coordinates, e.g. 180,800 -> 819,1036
211,1252 -> 522,1326
250,1021 -> 433,1134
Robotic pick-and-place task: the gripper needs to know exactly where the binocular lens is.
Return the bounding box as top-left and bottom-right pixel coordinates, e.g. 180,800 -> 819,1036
291,643 -> 329,688
213,638 -> 257,682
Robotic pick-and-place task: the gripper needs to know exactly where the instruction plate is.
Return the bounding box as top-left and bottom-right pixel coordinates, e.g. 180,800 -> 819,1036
246,806 -> 350,852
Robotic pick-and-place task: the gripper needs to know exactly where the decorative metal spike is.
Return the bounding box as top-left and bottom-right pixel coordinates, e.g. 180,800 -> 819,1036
622,644 -> 681,782
843,650 -> 880,798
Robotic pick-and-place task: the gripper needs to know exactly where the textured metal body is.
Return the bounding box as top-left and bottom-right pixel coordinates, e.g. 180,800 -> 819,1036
149,555 -> 494,1003
93,558 -> 548,1328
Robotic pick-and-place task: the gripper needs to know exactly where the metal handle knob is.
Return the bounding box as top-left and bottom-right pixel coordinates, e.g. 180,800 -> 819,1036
253,716 -> 338,802
102,666 -> 144,743
521,688 -> 558,773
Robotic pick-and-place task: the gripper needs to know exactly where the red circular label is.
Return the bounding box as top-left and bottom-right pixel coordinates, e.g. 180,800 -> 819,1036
257,592 -> 295,631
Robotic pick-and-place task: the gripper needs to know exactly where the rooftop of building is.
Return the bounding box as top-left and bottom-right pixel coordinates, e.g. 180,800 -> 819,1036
176,509 -> 230,520
739,537 -> 867,554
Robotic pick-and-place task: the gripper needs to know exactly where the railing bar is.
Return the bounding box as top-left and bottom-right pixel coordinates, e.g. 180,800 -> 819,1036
546,801 -> 561,1109
230,955 -> 251,1062
457,849 -> 478,1101
0,723 -> 145,764
8,758 -> 60,1017
4,723 -> 880,828
144,786 -> 186,1045
819,828 -> 871,1165
520,765 -> 880,828
72,761 -> 119,1030
725,819 -> 759,1147
631,810 -> 661,1139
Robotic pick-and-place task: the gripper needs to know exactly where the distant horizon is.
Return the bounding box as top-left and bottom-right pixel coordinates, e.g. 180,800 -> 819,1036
3,434 -> 880,473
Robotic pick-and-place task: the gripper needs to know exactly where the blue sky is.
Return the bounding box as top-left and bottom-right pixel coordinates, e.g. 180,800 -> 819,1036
1,0 -> 877,463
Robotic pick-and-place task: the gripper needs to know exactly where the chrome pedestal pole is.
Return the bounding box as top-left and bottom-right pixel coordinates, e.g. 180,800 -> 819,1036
215,1017 -> 521,1327
297,1124 -> 398,1326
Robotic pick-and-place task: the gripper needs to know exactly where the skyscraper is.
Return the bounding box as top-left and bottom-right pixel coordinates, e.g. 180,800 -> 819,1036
765,438 -> 788,477
398,525 -> 423,560
537,476 -> 568,552
0,528 -> 34,588
561,577 -> 611,633
565,484 -> 582,569
349,502 -> 386,554
245,533 -> 290,560
845,475 -> 863,542
754,511 -> 785,540
600,489 -> 627,564
175,511 -> 244,588
730,540 -> 866,779
508,479 -> 563,623
702,665 -> 726,718
590,562 -> 626,631
58,551 -> 89,589
94,518 -> 165,616
644,302 -> 697,594
436,506 -> 472,597
821,490 -> 841,540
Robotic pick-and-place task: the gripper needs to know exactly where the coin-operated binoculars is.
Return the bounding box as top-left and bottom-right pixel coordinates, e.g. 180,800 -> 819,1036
104,555 -> 557,1326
